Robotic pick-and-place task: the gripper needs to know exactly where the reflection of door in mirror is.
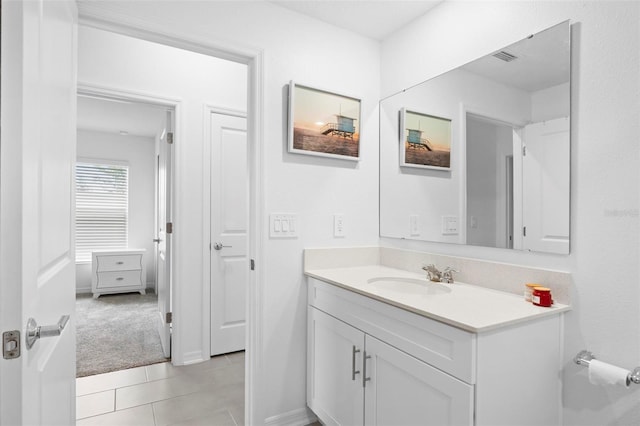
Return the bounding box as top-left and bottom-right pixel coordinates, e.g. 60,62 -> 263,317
466,114 -> 515,249
522,117 -> 570,254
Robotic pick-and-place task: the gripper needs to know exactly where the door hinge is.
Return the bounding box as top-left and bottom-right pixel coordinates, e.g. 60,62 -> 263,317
167,132 -> 174,144
250,259 -> 255,271
166,222 -> 173,234
523,226 -> 527,237
3,330 -> 20,359
166,312 -> 172,324
522,146 -> 527,156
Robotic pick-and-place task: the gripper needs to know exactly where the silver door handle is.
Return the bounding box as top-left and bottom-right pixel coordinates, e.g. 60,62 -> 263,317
26,315 -> 70,350
153,238 -> 161,243
213,242 -> 232,251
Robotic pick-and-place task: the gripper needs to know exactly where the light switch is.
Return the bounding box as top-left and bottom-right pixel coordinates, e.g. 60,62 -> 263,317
270,214 -> 298,238
442,216 -> 459,235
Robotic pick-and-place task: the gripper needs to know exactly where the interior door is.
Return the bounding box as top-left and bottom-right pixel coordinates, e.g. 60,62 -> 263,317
0,1 -> 78,424
155,111 -> 174,358
522,117 -> 570,254
210,112 -> 248,356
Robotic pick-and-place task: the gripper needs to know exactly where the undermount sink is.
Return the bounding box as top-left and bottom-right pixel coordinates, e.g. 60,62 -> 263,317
366,277 -> 452,296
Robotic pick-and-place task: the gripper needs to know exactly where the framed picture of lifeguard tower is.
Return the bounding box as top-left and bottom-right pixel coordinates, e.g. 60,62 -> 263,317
288,81 -> 361,161
400,108 -> 451,170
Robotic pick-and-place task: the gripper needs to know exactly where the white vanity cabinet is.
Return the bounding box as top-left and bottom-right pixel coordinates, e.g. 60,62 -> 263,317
307,277 -> 563,426
309,307 -> 473,426
91,249 -> 146,298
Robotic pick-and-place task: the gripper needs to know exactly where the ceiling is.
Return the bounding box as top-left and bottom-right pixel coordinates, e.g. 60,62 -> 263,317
77,95 -> 168,138
269,0 -> 443,40
461,21 -> 570,93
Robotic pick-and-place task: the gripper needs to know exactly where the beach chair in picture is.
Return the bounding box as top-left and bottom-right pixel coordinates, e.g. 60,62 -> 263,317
406,128 -> 433,151
321,114 -> 357,140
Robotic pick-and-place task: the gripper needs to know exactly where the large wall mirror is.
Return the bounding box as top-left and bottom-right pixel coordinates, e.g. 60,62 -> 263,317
380,21 -> 571,254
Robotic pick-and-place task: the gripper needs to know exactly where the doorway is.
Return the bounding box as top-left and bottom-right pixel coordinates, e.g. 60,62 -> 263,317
75,92 -> 174,377
75,20 -> 258,421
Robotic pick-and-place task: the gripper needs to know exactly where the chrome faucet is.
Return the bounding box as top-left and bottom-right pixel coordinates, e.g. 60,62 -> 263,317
441,267 -> 459,284
422,264 -> 441,282
422,264 -> 459,283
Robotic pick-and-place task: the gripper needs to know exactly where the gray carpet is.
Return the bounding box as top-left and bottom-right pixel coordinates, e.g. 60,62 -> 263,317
76,292 -> 168,377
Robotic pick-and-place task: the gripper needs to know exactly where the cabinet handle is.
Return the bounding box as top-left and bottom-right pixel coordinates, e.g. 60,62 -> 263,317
116,277 -> 124,281
351,345 -> 361,380
116,261 -> 124,265
363,351 -> 372,387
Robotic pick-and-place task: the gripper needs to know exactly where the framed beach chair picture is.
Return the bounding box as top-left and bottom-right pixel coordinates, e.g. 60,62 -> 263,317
400,108 -> 451,170
288,81 -> 361,161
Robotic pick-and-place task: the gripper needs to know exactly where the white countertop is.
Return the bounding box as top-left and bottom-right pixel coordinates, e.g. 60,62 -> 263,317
305,265 -> 570,333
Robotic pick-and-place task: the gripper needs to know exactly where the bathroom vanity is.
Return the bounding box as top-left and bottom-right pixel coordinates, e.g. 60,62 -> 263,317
305,249 -> 570,426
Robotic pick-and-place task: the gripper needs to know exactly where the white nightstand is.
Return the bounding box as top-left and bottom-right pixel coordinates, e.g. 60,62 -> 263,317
91,249 -> 147,298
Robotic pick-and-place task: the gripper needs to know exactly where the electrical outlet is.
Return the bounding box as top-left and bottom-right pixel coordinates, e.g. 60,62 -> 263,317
410,215 -> 419,236
334,214 -> 345,237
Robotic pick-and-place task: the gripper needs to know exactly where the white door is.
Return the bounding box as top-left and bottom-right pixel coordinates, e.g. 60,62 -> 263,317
307,308 -> 365,426
0,1 -> 78,424
522,117 -> 570,254
364,335 -> 473,426
155,111 -> 174,358
210,112 -> 248,356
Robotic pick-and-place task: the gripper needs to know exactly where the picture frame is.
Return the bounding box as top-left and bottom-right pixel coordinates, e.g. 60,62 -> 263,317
288,81 -> 361,161
399,108 -> 451,170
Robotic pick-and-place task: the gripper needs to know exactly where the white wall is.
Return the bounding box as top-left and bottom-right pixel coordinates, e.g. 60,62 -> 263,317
531,82 -> 570,122
76,129 -> 156,293
382,2 -> 640,425
78,2 -> 380,422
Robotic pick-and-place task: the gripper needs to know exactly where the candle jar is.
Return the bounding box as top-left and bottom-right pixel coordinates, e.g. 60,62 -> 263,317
524,283 -> 540,302
532,287 -> 553,307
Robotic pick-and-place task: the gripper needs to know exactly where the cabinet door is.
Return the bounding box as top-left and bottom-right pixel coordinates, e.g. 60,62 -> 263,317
308,307 -> 365,426
364,335 -> 473,426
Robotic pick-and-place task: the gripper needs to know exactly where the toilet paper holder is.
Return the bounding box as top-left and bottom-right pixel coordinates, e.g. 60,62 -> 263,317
574,350 -> 640,385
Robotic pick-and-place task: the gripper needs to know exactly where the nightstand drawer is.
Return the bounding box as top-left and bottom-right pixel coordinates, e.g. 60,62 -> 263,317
96,270 -> 142,289
96,254 -> 143,272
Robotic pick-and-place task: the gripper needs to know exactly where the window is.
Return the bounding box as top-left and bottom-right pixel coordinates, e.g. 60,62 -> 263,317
75,161 -> 129,263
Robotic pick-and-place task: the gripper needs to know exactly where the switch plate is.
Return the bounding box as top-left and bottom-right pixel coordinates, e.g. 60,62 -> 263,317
334,214 -> 345,237
270,214 -> 298,238
442,216 -> 459,235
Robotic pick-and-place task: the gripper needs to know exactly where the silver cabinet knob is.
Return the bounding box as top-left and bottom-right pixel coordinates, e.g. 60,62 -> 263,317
153,238 -> 161,243
213,242 -> 232,251
26,315 -> 70,350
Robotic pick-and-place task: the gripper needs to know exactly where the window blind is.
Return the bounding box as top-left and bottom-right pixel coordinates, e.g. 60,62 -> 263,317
75,162 -> 129,262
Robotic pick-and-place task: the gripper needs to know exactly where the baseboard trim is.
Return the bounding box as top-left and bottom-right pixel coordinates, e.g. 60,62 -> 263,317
178,350 -> 206,366
264,407 -> 317,426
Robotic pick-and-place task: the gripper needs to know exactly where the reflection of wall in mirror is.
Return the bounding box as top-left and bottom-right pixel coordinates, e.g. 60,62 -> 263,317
380,68 -> 531,244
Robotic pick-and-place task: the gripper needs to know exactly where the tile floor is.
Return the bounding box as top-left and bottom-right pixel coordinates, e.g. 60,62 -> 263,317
76,352 -> 245,425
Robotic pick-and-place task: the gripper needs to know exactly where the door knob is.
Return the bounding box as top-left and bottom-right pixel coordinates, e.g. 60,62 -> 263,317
213,242 -> 232,251
26,315 -> 70,350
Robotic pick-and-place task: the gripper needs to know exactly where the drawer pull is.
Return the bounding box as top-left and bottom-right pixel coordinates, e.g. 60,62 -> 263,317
352,345 -> 361,380
116,277 -> 124,281
116,261 -> 124,265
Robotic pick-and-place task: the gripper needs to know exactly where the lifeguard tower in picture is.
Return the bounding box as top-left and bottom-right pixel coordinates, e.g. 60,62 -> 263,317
321,114 -> 357,140
406,127 -> 434,151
